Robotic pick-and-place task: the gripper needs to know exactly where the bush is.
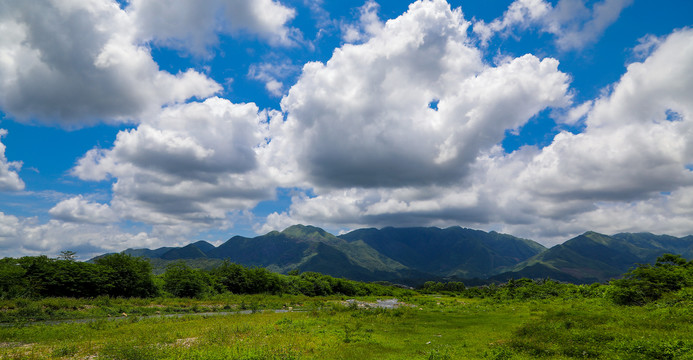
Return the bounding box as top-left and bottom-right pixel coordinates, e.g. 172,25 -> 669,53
162,262 -> 210,298
95,253 -> 158,298
609,254 -> 693,305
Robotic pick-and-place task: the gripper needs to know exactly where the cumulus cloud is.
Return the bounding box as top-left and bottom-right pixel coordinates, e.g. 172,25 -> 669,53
127,0 -> 298,55
473,0 -> 550,44
9,0 -> 688,249
73,97 -> 280,226
49,196 -> 117,224
465,28 -> 693,242
261,27 -> 693,246
474,0 -> 633,50
0,129 -> 24,191
276,0 -> 570,189
340,0 -> 384,43
0,0 -> 221,126
0,211 -> 163,259
516,28 -> 693,200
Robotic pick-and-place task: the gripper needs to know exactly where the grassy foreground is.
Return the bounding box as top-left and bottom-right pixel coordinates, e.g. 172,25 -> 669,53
2,295 -> 692,359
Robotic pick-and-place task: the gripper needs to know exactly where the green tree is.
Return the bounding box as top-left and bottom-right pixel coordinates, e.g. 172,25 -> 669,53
17,256 -> 55,298
211,261 -> 251,294
0,258 -> 27,299
95,253 -> 158,298
609,254 -> 693,305
47,259 -> 104,297
162,262 -> 209,298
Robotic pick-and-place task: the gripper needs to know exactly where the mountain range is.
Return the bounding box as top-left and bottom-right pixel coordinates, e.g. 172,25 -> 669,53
94,225 -> 693,285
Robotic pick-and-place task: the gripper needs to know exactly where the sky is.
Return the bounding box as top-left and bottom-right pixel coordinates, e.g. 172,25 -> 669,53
0,0 -> 692,259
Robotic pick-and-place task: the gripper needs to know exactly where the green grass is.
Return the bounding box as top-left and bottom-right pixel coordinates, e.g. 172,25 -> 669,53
1,296 -> 692,359
0,294 -> 321,323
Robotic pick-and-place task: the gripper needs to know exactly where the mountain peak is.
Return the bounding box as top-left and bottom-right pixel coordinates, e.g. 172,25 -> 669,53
88,226 -> 693,285
281,224 -> 329,238
191,240 -> 216,253
581,231 -> 608,237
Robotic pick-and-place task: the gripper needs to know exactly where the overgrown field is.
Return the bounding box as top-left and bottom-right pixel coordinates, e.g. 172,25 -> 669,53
2,295 -> 692,359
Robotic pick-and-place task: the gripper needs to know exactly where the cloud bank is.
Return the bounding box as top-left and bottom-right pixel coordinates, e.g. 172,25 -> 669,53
264,26 -> 693,244
1,0 -> 692,257
277,0 -> 570,189
73,97 -> 280,227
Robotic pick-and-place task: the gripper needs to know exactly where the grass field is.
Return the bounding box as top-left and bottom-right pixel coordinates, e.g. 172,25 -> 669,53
1,295 -> 692,359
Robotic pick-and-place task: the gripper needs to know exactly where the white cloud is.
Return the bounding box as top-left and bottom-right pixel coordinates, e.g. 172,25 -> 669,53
474,0 -> 633,51
468,28 -> 693,242
632,34 -> 663,60
5,0 -> 688,251
73,97 -> 281,227
248,61 -> 300,97
552,0 -> 634,50
0,0 -> 221,126
49,195 -> 117,224
0,129 -> 24,191
277,0 -> 570,189
473,0 -> 551,45
261,28 -> 693,246
0,212 -> 21,250
340,0 -> 384,43
127,0 -> 298,55
554,100 -> 593,125
0,211 -> 165,259
516,28 -> 693,200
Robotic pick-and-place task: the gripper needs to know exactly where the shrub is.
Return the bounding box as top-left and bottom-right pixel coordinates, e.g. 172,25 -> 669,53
609,254 -> 693,305
162,262 -> 210,298
96,253 -> 158,298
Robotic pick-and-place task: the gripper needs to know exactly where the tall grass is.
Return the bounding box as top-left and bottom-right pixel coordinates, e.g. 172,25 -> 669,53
2,295 -> 692,359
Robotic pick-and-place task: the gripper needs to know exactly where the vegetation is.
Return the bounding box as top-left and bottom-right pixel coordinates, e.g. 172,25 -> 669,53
1,294 -> 692,359
0,254 -> 155,299
113,225 -> 693,285
116,225 -> 551,282
1,253 -> 693,358
608,253 -> 693,305
0,255 -> 413,302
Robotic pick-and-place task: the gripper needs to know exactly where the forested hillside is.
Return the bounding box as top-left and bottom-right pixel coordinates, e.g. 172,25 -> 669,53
95,225 -> 693,284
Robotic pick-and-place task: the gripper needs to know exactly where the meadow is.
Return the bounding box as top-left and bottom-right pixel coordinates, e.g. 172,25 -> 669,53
2,254 -> 693,359
2,293 -> 693,359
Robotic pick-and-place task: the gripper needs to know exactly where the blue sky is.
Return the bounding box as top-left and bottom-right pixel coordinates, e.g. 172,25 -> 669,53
0,0 -> 692,259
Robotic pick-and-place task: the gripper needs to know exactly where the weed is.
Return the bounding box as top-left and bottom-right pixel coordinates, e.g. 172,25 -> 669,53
100,343 -> 165,360
426,347 -> 452,360
50,343 -> 78,357
484,345 -> 515,360
275,317 -> 293,326
2,295 -> 693,359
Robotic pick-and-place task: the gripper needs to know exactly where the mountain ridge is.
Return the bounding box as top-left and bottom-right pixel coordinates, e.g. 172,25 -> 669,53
95,225 -> 693,285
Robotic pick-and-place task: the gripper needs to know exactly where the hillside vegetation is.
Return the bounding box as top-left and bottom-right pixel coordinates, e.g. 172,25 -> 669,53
99,225 -> 693,285
2,254 -> 693,359
0,253 -> 413,305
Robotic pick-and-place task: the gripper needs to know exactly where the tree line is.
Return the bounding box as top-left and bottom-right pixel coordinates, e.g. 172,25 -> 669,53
2,253 -> 691,306
418,254 -> 693,305
0,254 -> 412,299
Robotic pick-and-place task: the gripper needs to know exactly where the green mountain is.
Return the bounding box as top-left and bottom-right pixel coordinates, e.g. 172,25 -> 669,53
160,243 -> 209,260
123,247 -> 175,258
94,226 -> 693,284
494,231 -> 693,283
338,226 -> 546,278
99,225 -> 545,283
